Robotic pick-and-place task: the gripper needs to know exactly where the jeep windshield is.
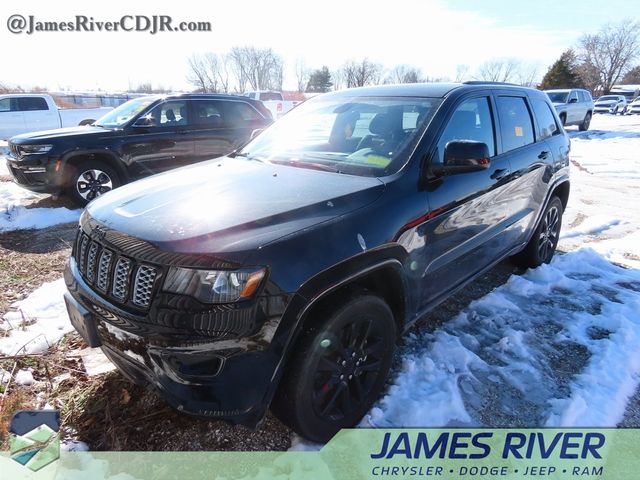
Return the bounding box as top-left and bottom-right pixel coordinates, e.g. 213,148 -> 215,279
236,95 -> 441,177
94,96 -> 158,128
546,91 -> 570,103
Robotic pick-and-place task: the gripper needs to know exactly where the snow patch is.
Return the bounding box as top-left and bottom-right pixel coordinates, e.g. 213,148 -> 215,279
0,279 -> 72,355
15,368 -> 35,385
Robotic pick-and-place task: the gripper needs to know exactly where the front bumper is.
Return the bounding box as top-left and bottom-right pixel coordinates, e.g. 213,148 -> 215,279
64,256 -> 287,426
593,105 -> 619,114
5,155 -> 64,194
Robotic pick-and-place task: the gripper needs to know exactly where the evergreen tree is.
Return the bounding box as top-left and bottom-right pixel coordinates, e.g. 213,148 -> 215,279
306,66 -> 333,92
539,50 -> 581,90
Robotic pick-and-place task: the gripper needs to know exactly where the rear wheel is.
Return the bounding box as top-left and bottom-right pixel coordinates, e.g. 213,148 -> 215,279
579,112 -> 591,131
272,293 -> 396,443
512,196 -> 563,268
67,160 -> 121,206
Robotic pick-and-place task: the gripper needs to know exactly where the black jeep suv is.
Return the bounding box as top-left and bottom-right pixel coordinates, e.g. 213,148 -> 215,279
6,94 -> 272,205
64,82 -> 570,442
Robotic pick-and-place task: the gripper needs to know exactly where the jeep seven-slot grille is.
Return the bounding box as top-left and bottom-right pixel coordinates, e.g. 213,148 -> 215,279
75,232 -> 158,310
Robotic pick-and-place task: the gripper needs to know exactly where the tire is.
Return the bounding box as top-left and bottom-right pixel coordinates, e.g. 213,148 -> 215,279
272,293 -> 396,443
67,160 -> 121,206
559,113 -> 567,126
511,196 -> 563,269
579,112 -> 591,131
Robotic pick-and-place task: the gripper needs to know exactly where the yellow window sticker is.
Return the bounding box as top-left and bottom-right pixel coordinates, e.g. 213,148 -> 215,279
366,155 -> 392,167
515,126 -> 524,137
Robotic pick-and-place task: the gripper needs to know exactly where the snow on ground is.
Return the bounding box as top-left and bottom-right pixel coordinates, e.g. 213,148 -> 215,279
0,180 -> 81,231
0,279 -> 73,355
0,143 -> 9,175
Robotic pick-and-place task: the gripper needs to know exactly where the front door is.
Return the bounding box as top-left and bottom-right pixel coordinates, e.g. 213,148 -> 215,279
121,100 -> 194,178
420,95 -> 515,307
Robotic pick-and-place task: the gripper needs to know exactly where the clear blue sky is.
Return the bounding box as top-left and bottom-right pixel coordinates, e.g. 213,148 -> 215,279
447,0 -> 635,36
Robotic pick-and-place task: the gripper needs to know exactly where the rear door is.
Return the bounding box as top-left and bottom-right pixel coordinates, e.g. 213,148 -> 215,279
494,94 -> 552,248
18,97 -> 59,133
420,94 -> 515,306
122,99 -> 195,177
189,99 -> 267,162
0,97 -> 24,140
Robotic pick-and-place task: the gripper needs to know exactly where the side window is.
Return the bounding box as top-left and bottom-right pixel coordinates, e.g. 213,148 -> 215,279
192,100 -> 224,127
0,98 -> 11,112
531,99 -> 559,140
16,97 -> 48,111
437,97 -> 495,162
496,97 -> 535,152
223,101 -> 263,126
144,101 -> 189,127
568,91 -> 578,103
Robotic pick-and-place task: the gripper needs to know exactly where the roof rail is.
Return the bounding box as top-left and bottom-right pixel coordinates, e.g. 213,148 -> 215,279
463,81 -> 521,86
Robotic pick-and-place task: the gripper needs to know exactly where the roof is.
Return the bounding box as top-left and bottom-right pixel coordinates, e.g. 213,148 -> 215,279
320,82 -> 538,99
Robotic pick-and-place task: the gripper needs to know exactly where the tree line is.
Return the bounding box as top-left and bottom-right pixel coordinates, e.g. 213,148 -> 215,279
186,19 -> 640,96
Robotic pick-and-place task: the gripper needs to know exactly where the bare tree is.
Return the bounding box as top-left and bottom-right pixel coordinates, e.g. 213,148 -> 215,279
295,58 -> 310,92
475,58 -> 520,82
228,46 -> 284,92
455,64 -> 471,82
186,53 -> 229,93
514,62 -> 540,87
332,69 -> 344,90
341,58 -> 383,88
385,64 -> 425,84
578,20 -> 640,93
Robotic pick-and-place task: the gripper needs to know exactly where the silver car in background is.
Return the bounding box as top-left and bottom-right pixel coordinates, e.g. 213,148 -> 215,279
625,97 -> 640,114
593,95 -> 627,115
545,89 -> 594,131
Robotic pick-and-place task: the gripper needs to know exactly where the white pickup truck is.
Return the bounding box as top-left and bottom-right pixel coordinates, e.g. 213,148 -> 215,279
243,91 -> 298,120
0,94 -> 113,140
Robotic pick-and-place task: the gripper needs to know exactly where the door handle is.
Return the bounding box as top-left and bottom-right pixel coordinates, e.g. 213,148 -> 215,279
538,151 -> 549,160
490,168 -> 510,181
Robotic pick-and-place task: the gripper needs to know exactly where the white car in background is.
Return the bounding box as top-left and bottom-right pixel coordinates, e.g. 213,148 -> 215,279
243,90 -> 298,120
625,97 -> 640,114
593,95 -> 627,114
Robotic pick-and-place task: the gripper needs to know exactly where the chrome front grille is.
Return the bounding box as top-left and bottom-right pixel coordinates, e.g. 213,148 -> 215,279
133,266 -> 157,308
113,258 -> 132,301
75,231 -> 158,310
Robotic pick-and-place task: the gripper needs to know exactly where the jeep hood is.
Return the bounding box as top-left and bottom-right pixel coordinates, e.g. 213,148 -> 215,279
87,157 -> 386,255
11,125 -> 115,142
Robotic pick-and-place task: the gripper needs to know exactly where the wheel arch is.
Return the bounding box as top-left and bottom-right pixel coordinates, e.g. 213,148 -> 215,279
61,150 -> 129,186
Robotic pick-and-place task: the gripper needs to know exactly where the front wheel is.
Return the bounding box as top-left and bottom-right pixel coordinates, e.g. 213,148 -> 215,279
579,112 -> 592,131
511,196 -> 563,268
67,160 -> 121,206
272,294 -> 396,443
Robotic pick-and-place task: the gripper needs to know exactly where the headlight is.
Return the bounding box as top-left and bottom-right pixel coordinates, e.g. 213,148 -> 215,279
163,267 -> 266,304
19,144 -> 53,155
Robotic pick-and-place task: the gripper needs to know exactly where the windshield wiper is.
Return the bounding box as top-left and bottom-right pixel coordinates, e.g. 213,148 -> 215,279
271,159 -> 341,173
229,151 -> 270,164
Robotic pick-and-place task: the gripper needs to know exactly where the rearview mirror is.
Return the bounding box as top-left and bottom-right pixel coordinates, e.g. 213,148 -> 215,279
568,98 -> 578,104
133,115 -> 156,127
432,141 -> 491,176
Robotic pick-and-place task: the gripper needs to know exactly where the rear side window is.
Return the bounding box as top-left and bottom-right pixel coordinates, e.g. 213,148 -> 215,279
16,97 -> 48,111
259,92 -> 283,101
223,101 -> 263,126
531,99 -> 559,140
436,97 -> 496,161
496,97 -> 534,152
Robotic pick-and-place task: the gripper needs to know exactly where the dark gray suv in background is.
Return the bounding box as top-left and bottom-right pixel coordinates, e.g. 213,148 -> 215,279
544,88 -> 594,130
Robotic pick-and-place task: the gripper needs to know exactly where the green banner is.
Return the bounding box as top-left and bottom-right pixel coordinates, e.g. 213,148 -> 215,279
2,429 -> 640,479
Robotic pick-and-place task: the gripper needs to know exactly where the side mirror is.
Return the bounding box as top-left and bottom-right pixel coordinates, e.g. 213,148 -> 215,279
432,141 -> 491,176
133,115 -> 156,127
568,98 -> 578,104
250,128 -> 264,140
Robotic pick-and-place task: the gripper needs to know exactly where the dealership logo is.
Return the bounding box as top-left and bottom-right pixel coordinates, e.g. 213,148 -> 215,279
9,410 -> 60,471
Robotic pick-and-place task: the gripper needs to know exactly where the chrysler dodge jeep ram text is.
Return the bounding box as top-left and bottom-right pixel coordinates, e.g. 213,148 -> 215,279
64,82 -> 570,442
6,94 -> 272,205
